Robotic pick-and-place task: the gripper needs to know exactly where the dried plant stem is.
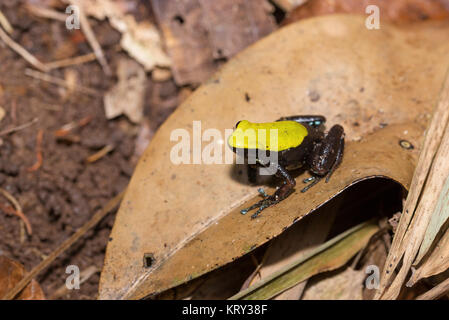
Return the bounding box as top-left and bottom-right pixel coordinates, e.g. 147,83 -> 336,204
416,277 -> 449,300
68,0 -> 111,76
0,188 -> 32,235
25,68 -> 100,97
0,9 -> 13,34
25,4 -> 67,22
0,118 -> 38,136
27,129 -> 44,172
86,144 -> 115,163
45,53 -> 97,70
0,26 -> 48,72
376,68 -> 449,299
1,190 -> 125,300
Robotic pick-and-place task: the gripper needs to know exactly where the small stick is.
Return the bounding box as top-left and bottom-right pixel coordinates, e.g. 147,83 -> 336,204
0,118 -> 38,136
68,0 -> 111,76
0,204 -> 32,236
25,4 -> 67,22
86,144 -> 115,163
0,188 -> 32,235
416,277 -> 449,300
25,68 -> 100,97
45,52 -> 96,70
0,26 -> 48,72
27,129 -> 44,172
0,9 -> 13,34
54,115 -> 92,137
1,190 -> 125,300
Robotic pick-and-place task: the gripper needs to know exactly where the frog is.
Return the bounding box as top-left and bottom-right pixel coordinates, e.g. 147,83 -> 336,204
228,115 -> 345,219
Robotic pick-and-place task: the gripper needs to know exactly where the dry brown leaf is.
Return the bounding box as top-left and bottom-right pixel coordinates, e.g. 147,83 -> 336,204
0,256 -> 45,300
104,58 -> 146,123
302,267 -> 364,300
119,18 -> 171,71
75,0 -> 171,70
99,15 -> 449,299
283,0 -> 449,25
151,0 -> 276,85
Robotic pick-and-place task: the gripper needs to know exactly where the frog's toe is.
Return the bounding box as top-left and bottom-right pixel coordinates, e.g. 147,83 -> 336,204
301,176 -> 321,193
257,187 -> 269,198
303,176 -> 315,184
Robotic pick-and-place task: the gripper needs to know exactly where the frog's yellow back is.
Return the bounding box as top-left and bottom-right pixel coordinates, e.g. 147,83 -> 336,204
228,120 -> 308,152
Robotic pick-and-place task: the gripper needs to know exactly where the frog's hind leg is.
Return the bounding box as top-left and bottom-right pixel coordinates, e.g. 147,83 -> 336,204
325,135 -> 344,183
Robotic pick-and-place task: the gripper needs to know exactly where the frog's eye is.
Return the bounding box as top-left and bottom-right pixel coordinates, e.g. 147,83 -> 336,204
235,120 -> 242,128
309,120 -> 324,127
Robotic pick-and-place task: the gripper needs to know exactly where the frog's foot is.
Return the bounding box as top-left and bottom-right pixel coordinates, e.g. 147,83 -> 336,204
301,176 -> 322,193
240,190 -> 279,219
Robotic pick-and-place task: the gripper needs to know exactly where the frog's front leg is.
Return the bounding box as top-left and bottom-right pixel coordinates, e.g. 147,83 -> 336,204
241,163 -> 296,219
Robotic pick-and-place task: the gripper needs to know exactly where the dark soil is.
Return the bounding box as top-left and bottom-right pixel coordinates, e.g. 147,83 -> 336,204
0,0 -> 178,299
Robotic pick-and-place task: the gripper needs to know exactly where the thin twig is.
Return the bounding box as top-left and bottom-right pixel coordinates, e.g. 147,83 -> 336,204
0,26 -> 48,72
27,129 -> 44,172
86,144 -> 115,163
68,0 -> 111,75
25,4 -> 67,22
25,68 -> 100,97
45,52 -> 96,70
0,188 -> 32,235
0,118 -> 38,136
1,190 -> 125,300
0,9 -> 13,34
54,115 -> 93,137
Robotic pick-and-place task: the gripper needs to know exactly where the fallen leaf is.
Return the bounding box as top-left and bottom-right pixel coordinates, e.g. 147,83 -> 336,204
302,268 -> 365,300
99,15 -> 449,299
77,0 -> 171,70
104,58 -> 146,123
0,256 -> 45,300
151,0 -> 276,84
119,18 -> 172,71
283,0 -> 449,25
